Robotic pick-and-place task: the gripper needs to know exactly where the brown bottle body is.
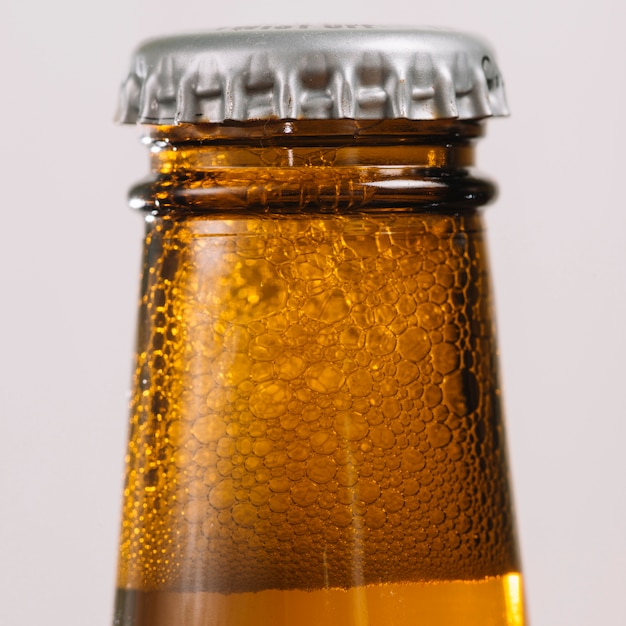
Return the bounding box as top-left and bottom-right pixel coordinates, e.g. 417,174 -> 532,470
114,120 -> 525,626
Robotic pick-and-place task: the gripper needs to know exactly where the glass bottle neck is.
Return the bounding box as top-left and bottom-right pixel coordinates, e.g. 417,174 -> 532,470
131,119 -> 494,215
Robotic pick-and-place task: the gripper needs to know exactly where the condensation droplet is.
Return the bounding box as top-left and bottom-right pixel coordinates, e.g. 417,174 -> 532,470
275,354 -> 307,380
432,342 -> 460,375
365,507 -> 387,530
304,362 -> 345,393
370,426 -> 396,450
401,448 -> 426,472
398,327 -> 431,362
208,479 -> 236,509
310,431 -> 339,455
346,369 -> 373,397
191,415 -> 227,444
365,326 -> 397,356
357,478 -> 381,504
232,503 -> 257,528
249,380 -> 292,418
329,505 -> 353,528
416,302 -> 444,330
303,288 -> 351,323
334,411 -> 369,441
427,422 -> 452,448
290,479 -> 319,507
306,456 -> 337,484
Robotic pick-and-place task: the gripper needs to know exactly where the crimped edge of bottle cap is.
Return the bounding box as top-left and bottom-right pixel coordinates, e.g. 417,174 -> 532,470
116,26 -> 508,125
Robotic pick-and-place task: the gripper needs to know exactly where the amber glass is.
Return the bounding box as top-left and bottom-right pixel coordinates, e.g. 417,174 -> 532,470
114,119 -> 525,626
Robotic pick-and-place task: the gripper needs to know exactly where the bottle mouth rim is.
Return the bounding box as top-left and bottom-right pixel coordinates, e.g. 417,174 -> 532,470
139,118 -> 486,145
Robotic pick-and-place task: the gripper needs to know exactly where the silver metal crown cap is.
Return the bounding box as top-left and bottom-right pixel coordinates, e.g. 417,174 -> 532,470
116,26 -> 508,125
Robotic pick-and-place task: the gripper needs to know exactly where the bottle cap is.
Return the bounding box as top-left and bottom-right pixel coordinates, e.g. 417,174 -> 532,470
117,26 -> 507,125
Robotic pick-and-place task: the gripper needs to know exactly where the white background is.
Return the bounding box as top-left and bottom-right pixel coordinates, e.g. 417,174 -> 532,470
1,1 -> 625,625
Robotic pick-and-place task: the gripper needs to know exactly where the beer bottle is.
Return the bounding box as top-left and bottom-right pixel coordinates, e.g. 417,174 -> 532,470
114,26 -> 525,626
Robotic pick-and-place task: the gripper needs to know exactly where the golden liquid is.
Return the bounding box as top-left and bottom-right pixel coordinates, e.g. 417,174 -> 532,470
115,574 -> 524,626
115,209 -> 523,624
